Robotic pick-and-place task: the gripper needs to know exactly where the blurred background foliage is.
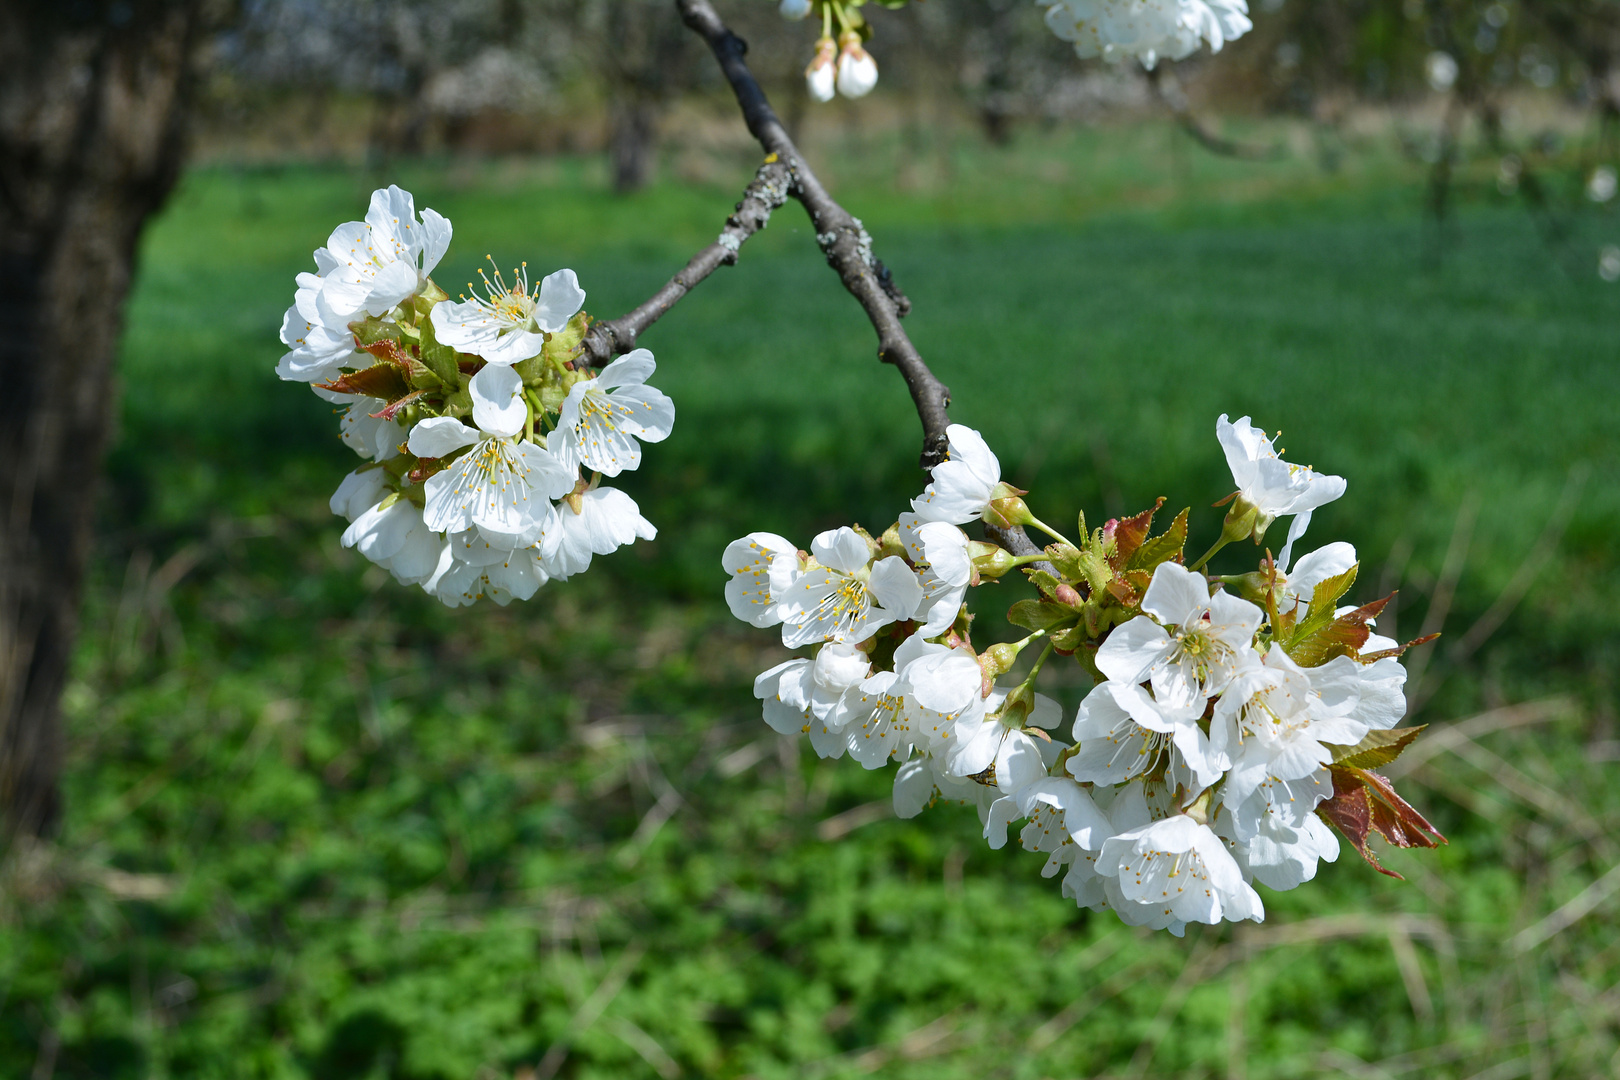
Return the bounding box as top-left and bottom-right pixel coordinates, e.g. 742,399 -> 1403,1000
3,0 -> 1620,1077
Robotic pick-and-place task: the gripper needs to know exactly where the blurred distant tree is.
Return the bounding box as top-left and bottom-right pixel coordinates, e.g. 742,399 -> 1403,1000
0,0 -> 215,839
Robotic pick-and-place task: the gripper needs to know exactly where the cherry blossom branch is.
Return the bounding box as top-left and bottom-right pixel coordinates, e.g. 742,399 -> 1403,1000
582,157 -> 793,365
672,0 -> 951,469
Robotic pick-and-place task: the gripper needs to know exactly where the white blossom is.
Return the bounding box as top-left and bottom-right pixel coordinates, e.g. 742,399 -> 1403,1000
341,497 -> 447,586
723,532 -> 801,628
779,0 -> 811,18
1067,679 -> 1226,790
897,513 -> 972,636
838,636 -> 984,768
330,468 -> 390,522
311,185 -> 451,323
277,305 -> 360,384
551,350 -> 675,477
313,387 -> 404,461
1038,0 -> 1252,69
1217,413 -> 1347,567
1096,560 -> 1262,709
539,486 -> 656,580
1096,814 -> 1264,929
431,264 -> 585,367
911,424 -> 1004,526
409,411 -> 575,548
775,527 -> 923,648
755,643 -> 872,760
947,687 -> 1061,793
1222,806 -> 1341,892
1275,541 -> 1357,612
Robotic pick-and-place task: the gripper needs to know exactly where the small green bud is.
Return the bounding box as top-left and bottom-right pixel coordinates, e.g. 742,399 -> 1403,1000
969,542 -> 1016,579
980,641 -> 1022,682
984,494 -> 1034,530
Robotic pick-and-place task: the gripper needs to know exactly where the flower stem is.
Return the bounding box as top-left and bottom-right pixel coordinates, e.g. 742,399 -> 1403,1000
1188,535 -> 1231,573
1027,516 -> 1076,550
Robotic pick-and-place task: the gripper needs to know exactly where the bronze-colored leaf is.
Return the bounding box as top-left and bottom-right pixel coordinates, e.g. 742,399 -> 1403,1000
1128,507 -> 1189,572
316,363 -> 410,403
1105,497 -> 1164,572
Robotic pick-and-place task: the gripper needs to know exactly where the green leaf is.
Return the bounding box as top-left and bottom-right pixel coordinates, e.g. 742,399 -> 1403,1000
416,311 -> 464,388
1071,549 -> 1112,598
1324,725 -> 1427,770
1027,570 -> 1069,602
1128,507 -> 1189,572
1007,600 -> 1080,634
1288,563 -> 1360,645
1044,543 -> 1083,581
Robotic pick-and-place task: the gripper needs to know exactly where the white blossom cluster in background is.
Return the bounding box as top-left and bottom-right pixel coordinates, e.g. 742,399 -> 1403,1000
1037,0 -> 1252,69
779,0 -> 1253,106
278,186 -> 672,607
725,416 -> 1444,935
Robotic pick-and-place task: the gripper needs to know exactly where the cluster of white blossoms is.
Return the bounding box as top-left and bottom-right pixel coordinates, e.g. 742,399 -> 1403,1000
726,415 -> 1444,934
279,186 -> 672,607
1036,0 -> 1252,69
779,0 -> 884,102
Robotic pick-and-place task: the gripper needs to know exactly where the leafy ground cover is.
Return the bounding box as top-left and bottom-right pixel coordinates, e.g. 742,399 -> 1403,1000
2,123 -> 1618,1078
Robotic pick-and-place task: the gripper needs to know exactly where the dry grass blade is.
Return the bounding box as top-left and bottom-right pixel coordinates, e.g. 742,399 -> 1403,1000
1411,466 -> 1585,715
816,800 -> 891,841
606,1017 -> 681,1079
1404,495 -> 1477,708
1512,860 -> 1620,953
533,942 -> 645,1080
1384,698 -> 1574,779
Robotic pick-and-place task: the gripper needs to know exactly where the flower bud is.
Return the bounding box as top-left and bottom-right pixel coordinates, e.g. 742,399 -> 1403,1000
1220,494 -> 1269,545
779,0 -> 812,19
983,494 -> 1034,531
835,32 -> 878,99
969,541 -> 1016,579
979,641 -> 1022,684
805,37 -> 837,102
1052,582 -> 1083,608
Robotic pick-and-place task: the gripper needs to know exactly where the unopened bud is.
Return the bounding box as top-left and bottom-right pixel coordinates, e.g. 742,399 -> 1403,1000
1221,495 -> 1266,545
779,0 -> 811,19
969,542 -> 1016,579
805,37 -> 837,102
1052,583 -> 1083,608
983,495 -> 1034,531
1218,571 -> 1272,604
835,32 -> 878,99
980,641 -> 1022,683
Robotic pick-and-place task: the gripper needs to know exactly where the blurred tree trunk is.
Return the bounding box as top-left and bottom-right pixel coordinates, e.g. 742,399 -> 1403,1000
0,0 -> 206,839
605,0 -> 694,193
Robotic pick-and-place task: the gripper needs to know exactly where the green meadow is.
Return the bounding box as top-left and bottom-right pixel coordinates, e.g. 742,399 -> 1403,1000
3,122 -> 1618,1078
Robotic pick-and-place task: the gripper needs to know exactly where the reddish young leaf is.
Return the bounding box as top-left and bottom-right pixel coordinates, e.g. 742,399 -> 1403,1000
1104,497 -> 1165,572
1317,771 -> 1400,878
1356,632 -> 1441,664
370,389 -> 426,422
1353,766 -> 1447,848
317,363 -> 410,403
361,337 -> 414,370
1128,507 -> 1190,572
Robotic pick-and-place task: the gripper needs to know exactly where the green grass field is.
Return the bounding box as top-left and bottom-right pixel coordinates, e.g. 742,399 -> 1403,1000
3,122 -> 1619,1079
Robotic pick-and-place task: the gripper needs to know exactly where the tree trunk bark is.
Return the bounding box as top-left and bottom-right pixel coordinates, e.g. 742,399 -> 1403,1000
0,0 -> 204,839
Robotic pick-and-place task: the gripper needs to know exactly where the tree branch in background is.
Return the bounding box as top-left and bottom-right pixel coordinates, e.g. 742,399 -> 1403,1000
674,0 -> 949,469
1145,67 -> 1282,162
583,157 -> 793,364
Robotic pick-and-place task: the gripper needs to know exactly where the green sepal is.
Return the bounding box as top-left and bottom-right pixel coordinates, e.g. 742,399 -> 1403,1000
541,311 -> 589,367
